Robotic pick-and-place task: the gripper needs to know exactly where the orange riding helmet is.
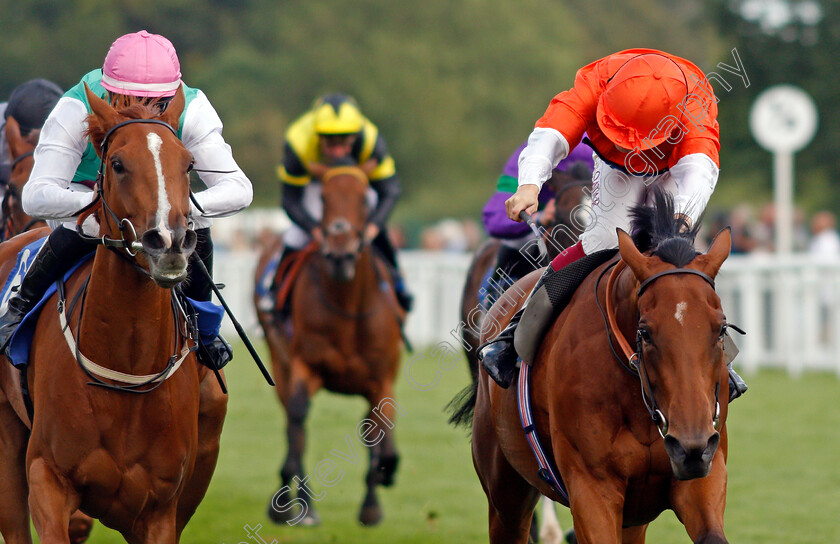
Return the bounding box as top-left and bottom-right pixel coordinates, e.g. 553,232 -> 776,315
596,53 -> 688,151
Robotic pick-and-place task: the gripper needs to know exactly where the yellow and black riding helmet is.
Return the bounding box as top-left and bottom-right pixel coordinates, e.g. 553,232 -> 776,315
312,93 -> 364,135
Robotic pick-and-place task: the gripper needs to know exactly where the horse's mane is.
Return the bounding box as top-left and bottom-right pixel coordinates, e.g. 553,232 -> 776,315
85,102 -> 160,146
629,188 -> 703,267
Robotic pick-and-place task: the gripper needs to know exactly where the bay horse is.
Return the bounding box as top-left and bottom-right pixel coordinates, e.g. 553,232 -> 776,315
255,166 -> 405,527
0,84 -> 227,543
457,192 -> 733,543
2,116 -> 47,240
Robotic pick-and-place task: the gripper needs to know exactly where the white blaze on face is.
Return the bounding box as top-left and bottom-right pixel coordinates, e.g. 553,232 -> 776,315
674,301 -> 688,326
147,132 -> 173,248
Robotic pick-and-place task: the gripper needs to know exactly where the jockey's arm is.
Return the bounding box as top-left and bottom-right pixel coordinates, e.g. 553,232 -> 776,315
368,176 -> 400,229
180,92 -> 253,223
281,183 -> 319,234
668,153 -> 719,226
22,97 -> 94,220
506,127 -> 571,222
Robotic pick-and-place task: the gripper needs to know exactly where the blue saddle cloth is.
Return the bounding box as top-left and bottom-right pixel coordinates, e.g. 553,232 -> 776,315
2,239 -> 224,368
255,250 -> 281,301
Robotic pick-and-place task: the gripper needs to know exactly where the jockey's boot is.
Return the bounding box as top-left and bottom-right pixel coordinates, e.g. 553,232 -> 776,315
392,270 -> 414,313
0,236 -> 62,356
478,272 -> 546,388
197,335 -> 234,370
728,363 -> 748,402
479,241 -> 588,388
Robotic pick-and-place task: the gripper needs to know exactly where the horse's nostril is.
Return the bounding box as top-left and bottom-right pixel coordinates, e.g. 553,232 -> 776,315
141,229 -> 166,252
183,229 -> 197,252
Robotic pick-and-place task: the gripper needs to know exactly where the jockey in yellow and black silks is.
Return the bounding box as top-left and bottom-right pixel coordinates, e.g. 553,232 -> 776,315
275,93 -> 412,312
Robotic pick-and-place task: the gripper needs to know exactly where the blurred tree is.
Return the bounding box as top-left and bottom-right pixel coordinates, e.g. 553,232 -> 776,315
7,0 -> 832,240
705,0 -> 837,215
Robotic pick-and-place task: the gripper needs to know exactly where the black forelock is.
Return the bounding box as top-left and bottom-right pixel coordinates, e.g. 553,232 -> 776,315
629,187 -> 703,267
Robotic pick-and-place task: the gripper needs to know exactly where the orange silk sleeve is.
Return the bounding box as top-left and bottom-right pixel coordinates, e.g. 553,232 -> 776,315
534,61 -> 603,148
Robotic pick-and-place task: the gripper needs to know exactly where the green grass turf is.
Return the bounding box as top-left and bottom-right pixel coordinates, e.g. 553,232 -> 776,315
58,344 -> 840,543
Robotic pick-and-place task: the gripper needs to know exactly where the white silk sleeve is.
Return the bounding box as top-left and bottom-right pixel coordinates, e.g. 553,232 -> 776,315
22,97 -> 96,220
517,127 -> 570,189
180,91 -> 253,228
668,153 -> 719,224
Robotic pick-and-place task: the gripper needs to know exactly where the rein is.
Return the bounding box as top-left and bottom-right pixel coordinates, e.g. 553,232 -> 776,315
10,150 -> 34,170
602,259 -> 720,438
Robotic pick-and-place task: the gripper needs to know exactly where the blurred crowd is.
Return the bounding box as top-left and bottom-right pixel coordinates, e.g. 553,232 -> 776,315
702,203 -> 840,258
211,204 -> 840,260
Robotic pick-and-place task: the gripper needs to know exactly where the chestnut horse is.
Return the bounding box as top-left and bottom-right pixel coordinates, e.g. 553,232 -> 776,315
457,193 -> 733,543
255,166 -> 405,527
2,117 -> 47,240
0,85 -> 227,543
1,118 -> 93,543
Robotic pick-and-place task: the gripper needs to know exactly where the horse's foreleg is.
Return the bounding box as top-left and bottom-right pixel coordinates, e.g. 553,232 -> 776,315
269,360 -> 321,526
671,453 -> 728,544
0,394 -> 33,544
27,457 -> 76,544
566,476 -> 625,544
621,525 -> 647,544
358,387 -> 401,527
176,367 -> 228,537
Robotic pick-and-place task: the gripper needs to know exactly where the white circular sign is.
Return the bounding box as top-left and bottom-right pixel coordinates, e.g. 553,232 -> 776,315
750,85 -> 818,153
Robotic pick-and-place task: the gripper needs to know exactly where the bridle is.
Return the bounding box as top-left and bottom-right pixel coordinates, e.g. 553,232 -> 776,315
600,259 -> 722,439
74,118 -> 182,258
61,118 -> 198,392
2,151 -> 43,238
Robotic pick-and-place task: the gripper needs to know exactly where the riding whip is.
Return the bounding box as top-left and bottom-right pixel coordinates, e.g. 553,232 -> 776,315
191,255 -> 275,386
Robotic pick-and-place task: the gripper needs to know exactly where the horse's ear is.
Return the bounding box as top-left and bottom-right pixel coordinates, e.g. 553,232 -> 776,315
617,228 -> 652,281
84,83 -> 121,152
159,85 -> 185,131
4,116 -> 26,158
694,227 -> 731,278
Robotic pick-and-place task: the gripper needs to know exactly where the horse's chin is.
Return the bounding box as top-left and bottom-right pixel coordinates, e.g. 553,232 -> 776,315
151,270 -> 188,289
670,460 -> 714,481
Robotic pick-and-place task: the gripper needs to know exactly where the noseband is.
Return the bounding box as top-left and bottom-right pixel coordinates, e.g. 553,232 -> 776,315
602,259 -> 720,438
75,119 -> 180,257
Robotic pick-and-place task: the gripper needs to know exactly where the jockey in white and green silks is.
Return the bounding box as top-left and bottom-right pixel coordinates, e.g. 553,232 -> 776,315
0,30 -> 253,371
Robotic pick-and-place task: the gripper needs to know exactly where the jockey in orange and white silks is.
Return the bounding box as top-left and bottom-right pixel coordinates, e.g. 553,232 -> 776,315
479,49 -> 746,401
509,48 -> 720,261
0,30 -> 251,370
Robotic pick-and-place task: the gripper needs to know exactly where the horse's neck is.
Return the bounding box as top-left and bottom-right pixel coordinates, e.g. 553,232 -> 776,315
77,249 -> 177,374
612,266 -> 641,342
320,248 -> 379,307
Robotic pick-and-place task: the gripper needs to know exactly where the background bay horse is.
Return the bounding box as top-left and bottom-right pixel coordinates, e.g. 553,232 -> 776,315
255,166 -> 405,527
0,85 -> 226,543
459,193 -> 733,543
2,116 -> 47,240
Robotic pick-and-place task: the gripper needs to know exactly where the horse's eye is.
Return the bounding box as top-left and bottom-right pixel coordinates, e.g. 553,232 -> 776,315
718,324 -> 728,342
187,160 -> 195,173
638,327 -> 653,344
111,159 -> 125,174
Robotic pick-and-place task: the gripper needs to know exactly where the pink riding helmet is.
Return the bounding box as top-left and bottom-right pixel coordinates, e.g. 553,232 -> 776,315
101,30 -> 182,97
